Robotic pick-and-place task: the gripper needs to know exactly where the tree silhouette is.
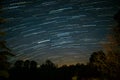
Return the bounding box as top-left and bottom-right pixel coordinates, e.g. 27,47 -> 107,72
0,1 -> 14,79
39,60 -> 57,80
89,50 -> 108,79
102,10 -> 120,80
23,60 -> 30,69
9,60 -> 24,80
30,61 -> 37,69
14,60 -> 24,68
9,60 -> 38,80
109,10 -> 120,80
0,0 -> 9,51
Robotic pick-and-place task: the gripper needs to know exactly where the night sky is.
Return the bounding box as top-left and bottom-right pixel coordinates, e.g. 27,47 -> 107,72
1,0 -> 120,66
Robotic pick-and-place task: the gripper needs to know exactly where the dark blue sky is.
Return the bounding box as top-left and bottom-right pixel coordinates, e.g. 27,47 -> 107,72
1,0 -> 120,66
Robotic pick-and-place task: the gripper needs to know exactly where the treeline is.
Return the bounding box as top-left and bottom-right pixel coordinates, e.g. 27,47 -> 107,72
8,59 -> 97,80
8,50 -> 119,80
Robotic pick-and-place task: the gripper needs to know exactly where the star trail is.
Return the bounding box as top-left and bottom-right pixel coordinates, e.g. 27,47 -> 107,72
0,0 -> 120,66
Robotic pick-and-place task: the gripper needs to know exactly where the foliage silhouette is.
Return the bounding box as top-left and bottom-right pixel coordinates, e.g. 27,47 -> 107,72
0,1 -> 14,79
